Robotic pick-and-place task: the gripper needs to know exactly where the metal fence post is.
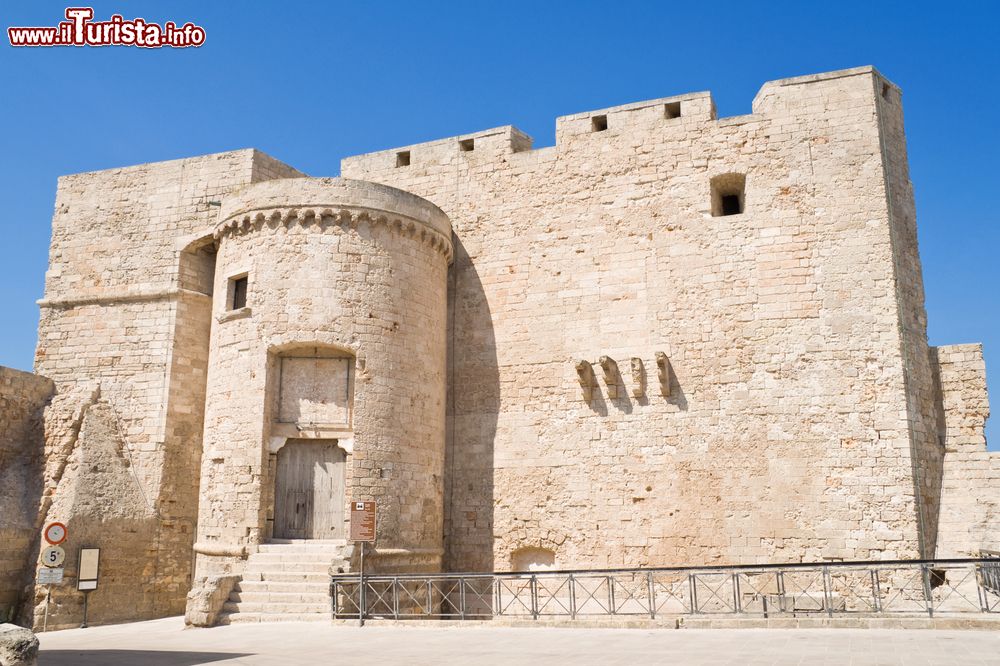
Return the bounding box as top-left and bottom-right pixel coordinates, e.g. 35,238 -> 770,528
608,576 -> 616,615
459,577 -> 466,620
392,577 -> 399,620
530,575 -> 539,620
495,578 -> 502,617
921,564 -> 934,618
776,570 -> 787,613
689,574 -> 698,614
733,573 -> 741,613
647,571 -> 656,619
569,574 -> 576,620
871,569 -> 882,613
822,566 -> 833,618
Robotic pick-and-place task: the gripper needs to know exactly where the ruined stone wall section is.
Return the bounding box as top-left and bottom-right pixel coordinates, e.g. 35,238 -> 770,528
934,344 -> 998,557
342,66 -> 928,571
0,368 -> 53,623
192,178 -> 451,586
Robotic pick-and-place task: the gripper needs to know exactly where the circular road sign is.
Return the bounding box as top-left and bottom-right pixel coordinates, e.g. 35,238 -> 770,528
41,545 -> 66,568
44,522 -> 67,545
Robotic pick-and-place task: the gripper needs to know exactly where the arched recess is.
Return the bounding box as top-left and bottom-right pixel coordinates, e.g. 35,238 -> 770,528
511,547 -> 556,572
263,343 -> 356,541
178,235 -> 217,295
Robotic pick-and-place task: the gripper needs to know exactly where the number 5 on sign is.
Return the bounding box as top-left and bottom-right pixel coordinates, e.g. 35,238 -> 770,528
41,546 -> 65,567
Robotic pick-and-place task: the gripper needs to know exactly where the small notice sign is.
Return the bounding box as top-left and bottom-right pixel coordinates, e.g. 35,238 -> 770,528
38,568 -> 63,585
350,501 -> 376,542
78,548 -> 100,591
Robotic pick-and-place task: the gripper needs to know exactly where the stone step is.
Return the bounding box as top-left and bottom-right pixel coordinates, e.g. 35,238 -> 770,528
248,552 -> 347,564
235,580 -> 329,594
244,572 -> 331,584
230,591 -> 331,604
258,541 -> 348,553
244,561 -> 338,574
222,600 -> 330,614
217,611 -> 330,624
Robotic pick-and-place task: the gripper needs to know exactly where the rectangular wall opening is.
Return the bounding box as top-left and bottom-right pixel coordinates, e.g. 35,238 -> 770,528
591,115 -> 608,132
229,275 -> 248,310
459,138 -> 475,152
396,150 -> 411,167
710,173 -> 746,217
664,102 -> 682,119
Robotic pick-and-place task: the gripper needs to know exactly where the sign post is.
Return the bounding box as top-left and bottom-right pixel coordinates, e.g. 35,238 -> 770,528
349,501 -> 376,626
40,522 -> 68,633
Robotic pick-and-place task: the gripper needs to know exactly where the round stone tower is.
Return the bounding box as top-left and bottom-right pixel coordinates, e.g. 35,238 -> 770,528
191,178 -> 452,585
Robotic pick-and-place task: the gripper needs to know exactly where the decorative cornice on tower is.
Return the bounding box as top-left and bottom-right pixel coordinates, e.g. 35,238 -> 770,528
213,177 -> 454,263
213,205 -> 454,262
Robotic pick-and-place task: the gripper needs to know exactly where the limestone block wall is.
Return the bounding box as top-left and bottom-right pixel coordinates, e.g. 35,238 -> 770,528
342,66 -> 933,571
191,178 -> 451,587
874,78 -> 944,556
0,369 -> 52,624
933,344 -> 998,557
31,149 -> 303,629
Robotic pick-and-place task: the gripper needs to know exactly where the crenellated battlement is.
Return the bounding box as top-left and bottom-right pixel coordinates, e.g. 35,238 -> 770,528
342,66 -> 894,177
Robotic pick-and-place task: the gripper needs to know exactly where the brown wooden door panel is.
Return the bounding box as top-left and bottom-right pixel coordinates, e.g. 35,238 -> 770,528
274,440 -> 345,539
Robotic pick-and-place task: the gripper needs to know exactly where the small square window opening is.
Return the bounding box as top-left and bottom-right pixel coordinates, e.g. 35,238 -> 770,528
230,276 -> 248,310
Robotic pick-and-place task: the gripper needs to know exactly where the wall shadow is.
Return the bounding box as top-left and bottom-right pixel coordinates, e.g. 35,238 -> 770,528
443,236 -> 499,574
41,649 -> 251,665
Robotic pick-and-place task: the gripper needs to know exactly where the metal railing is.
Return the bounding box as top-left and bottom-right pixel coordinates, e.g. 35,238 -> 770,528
331,558 -> 1000,621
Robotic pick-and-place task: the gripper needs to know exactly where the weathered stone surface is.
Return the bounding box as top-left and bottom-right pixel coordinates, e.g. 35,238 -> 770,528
0,66 -> 994,629
0,623 -> 38,666
0,369 -> 52,624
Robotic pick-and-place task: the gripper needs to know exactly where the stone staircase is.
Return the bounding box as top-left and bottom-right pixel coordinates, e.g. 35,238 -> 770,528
218,540 -> 351,624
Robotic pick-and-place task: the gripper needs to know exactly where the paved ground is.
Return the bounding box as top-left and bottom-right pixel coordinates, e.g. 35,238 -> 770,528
36,617 -> 1000,665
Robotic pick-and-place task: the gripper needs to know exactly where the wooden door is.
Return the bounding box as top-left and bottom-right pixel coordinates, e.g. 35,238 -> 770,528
273,440 -> 345,539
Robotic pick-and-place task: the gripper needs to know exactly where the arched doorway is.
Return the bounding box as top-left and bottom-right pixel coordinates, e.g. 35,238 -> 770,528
273,439 -> 346,539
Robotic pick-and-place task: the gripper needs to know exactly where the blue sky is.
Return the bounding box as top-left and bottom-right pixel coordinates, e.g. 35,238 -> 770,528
1,1 -> 996,449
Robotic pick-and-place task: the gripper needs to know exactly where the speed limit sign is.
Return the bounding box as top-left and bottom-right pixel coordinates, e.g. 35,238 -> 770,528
41,546 -> 65,568
44,522 -> 67,545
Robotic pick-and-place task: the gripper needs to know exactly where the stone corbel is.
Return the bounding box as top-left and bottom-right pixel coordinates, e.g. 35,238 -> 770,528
630,357 -> 645,398
575,360 -> 597,401
599,356 -> 620,399
655,352 -> 672,397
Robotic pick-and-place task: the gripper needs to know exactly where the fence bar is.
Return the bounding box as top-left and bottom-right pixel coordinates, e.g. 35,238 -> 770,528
733,573 -> 741,613
921,564 -> 934,618
822,566 -> 833,618
530,574 -> 538,620
569,574 -> 577,620
871,569 -> 881,613
647,571 -> 655,619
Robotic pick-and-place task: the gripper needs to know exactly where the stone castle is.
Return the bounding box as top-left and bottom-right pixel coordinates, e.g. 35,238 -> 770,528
0,66 -> 996,628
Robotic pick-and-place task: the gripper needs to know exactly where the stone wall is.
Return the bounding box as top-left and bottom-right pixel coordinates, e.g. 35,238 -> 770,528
191,178 -> 451,593
31,150 -> 302,629
342,66 -> 934,571
0,369 -> 52,624
934,344 -> 998,557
